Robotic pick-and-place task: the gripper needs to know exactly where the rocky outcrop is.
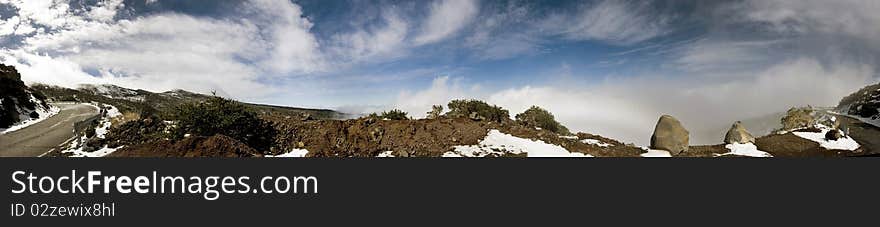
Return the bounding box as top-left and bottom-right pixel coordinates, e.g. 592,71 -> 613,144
825,129 -> 844,141
838,82 -> 879,120
650,115 -> 689,154
0,64 -> 51,129
724,121 -> 755,144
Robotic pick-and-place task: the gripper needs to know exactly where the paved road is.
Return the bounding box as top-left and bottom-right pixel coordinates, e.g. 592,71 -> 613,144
834,114 -> 880,156
0,103 -> 99,157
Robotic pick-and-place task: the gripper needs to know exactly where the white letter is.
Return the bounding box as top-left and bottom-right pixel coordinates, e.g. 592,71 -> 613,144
11,171 -> 25,193
87,171 -> 102,193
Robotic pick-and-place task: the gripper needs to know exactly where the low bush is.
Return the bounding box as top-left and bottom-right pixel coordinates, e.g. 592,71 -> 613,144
426,105 -> 443,119
171,96 -> 276,151
446,99 -> 509,122
515,106 -> 570,135
369,109 -> 409,120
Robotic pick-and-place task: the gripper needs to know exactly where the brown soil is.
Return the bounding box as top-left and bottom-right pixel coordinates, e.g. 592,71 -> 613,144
266,115 -> 643,157
108,134 -> 261,157
679,145 -> 729,157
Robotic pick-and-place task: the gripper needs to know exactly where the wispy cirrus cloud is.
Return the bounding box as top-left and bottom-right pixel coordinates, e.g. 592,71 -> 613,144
413,0 -> 479,46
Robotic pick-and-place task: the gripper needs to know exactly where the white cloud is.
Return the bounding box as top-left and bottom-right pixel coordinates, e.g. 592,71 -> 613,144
674,39 -> 785,72
464,2 -> 539,60
552,0 -> 671,45
0,0 -> 325,100
743,0 -> 880,44
245,0 -> 323,74
413,0 -> 479,45
329,11 -> 409,63
398,59 -> 875,146
393,76 -> 478,118
87,0 -> 124,22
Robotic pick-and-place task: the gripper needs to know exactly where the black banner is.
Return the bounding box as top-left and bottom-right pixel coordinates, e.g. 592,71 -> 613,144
2,158 -> 879,225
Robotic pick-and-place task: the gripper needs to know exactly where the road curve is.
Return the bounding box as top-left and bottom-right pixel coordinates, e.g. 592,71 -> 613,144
0,103 -> 99,157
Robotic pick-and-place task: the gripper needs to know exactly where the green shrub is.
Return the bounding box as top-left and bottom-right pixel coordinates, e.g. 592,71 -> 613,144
515,106 -> 570,135
171,96 -> 276,151
446,99 -> 509,122
377,109 -> 409,120
426,105 -> 443,119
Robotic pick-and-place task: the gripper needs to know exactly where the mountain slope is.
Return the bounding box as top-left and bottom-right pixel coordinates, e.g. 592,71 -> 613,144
32,84 -> 349,120
0,64 -> 54,131
837,82 -> 880,126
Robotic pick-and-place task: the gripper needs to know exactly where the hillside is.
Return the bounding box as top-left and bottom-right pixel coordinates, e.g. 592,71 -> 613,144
0,64 -> 55,132
837,82 -> 880,126
32,84 -> 349,120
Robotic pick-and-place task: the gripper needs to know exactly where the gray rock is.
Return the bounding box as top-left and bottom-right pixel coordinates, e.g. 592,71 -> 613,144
650,115 -> 689,154
724,121 -> 755,144
825,129 -> 844,141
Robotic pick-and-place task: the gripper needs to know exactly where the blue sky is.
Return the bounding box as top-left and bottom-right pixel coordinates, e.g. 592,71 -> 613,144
1,0 -> 879,144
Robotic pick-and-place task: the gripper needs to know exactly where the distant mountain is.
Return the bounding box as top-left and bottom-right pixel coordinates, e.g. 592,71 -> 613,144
0,64 -> 52,129
32,83 -> 350,120
837,82 -> 880,122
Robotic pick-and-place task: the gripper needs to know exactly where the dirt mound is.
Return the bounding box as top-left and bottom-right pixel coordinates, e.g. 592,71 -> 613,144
271,117 -> 491,157
267,115 -> 643,157
109,134 -> 261,157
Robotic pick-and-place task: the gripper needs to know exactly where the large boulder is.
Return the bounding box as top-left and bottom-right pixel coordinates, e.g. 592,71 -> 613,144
650,115 -> 689,154
724,121 -> 755,144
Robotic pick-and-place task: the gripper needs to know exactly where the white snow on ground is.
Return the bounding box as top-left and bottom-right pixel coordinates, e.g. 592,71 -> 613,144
717,143 -> 772,157
581,139 -> 611,147
559,135 -> 578,140
445,130 -> 592,157
58,103 -> 125,156
105,105 -> 121,118
793,128 -> 861,151
0,96 -> 60,134
377,151 -> 395,157
639,148 -> 672,157
266,149 -> 310,157
61,137 -> 121,157
94,120 -> 112,139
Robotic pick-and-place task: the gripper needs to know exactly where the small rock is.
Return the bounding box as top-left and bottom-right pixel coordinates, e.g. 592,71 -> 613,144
825,130 -> 844,141
296,141 -> 305,148
724,121 -> 755,144
650,115 -> 689,154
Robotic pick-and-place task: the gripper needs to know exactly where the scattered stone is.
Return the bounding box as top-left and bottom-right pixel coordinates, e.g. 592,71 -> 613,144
724,121 -> 755,144
650,115 -> 689,154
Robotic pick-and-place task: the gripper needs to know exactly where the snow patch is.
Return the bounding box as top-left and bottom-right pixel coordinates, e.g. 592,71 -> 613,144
446,130 -> 592,157
793,128 -> 860,151
377,151 -> 395,157
267,149 -> 310,157
717,143 -> 772,157
0,95 -> 60,134
581,139 -> 611,147
61,139 -> 121,157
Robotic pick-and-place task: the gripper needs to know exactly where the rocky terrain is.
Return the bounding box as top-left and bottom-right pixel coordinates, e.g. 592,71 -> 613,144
837,82 -> 880,126
1,63 -> 877,158
32,84 -> 348,120
0,64 -> 55,132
